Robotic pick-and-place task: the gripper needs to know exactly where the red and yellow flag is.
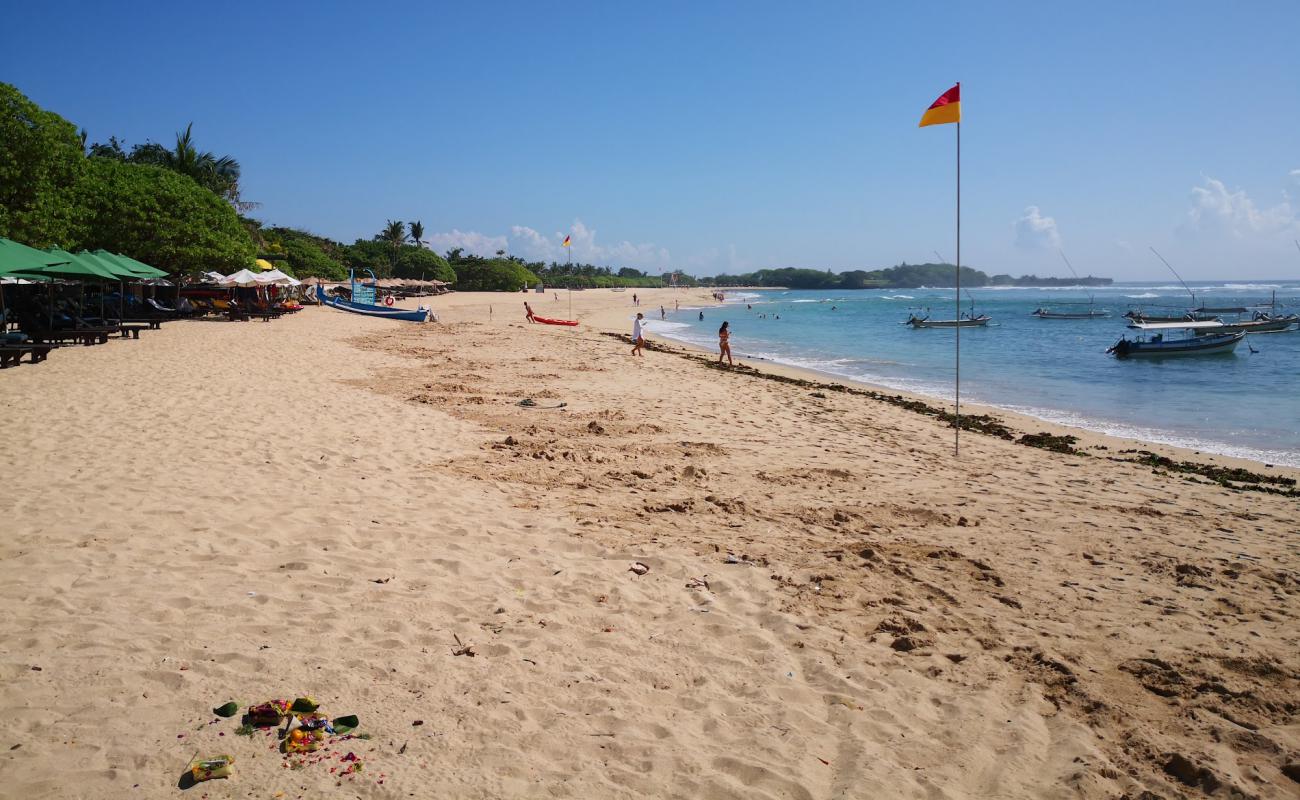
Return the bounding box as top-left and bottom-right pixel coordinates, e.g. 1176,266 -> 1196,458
919,83 -> 960,127
562,235 -> 572,247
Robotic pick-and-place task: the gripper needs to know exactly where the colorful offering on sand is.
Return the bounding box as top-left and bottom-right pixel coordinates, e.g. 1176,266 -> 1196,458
188,754 -> 234,781
247,699 -> 290,726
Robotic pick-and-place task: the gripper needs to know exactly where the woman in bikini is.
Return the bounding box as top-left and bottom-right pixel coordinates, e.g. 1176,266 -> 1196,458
718,321 -> 733,366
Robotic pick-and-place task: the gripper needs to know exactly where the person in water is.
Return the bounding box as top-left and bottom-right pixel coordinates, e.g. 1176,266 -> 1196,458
631,312 -> 646,357
698,311 -> 704,321
524,301 -> 535,323
660,305 -> 666,320
718,321 -> 733,366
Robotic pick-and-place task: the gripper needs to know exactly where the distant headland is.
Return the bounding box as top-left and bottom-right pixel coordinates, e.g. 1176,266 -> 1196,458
707,262 -> 1112,290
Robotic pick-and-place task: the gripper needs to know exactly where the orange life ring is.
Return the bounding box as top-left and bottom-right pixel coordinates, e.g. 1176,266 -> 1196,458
384,296 -> 394,306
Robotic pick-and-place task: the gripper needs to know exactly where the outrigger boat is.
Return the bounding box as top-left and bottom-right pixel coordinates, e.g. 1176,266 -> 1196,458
316,269 -> 431,322
1032,305 -> 1110,319
1201,312 -> 1299,335
906,289 -> 991,328
1123,309 -> 1213,324
1034,252 -> 1110,318
906,313 -> 991,328
1108,330 -> 1245,358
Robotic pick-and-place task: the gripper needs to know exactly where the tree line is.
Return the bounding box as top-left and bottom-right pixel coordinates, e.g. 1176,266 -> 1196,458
708,263 -> 1111,289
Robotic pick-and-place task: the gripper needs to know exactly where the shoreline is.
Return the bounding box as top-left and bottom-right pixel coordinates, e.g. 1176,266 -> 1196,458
632,291 -> 1300,475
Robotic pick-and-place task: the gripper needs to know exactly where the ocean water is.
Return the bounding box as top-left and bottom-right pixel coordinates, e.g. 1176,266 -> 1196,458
647,281 -> 1300,467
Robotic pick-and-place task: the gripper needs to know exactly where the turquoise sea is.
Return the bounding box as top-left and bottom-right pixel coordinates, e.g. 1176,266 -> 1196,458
649,281 -> 1300,467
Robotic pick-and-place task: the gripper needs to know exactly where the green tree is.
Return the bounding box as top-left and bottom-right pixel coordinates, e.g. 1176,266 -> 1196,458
266,227 -> 350,280
376,220 -> 407,269
452,257 -> 539,292
0,82 -> 87,247
346,238 -> 395,278
86,135 -> 127,161
393,247 -> 454,282
408,220 -> 425,247
72,159 -> 255,273
127,122 -> 246,208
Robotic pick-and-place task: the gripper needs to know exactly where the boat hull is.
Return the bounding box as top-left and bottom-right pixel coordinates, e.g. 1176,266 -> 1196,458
1202,315 -> 1299,335
1032,311 -> 1110,319
531,315 -> 579,326
907,315 -> 990,328
1109,331 -> 1245,359
316,286 -> 429,322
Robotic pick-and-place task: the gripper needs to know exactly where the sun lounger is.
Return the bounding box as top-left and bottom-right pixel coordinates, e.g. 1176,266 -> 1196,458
0,343 -> 53,367
118,323 -> 151,339
30,328 -> 114,346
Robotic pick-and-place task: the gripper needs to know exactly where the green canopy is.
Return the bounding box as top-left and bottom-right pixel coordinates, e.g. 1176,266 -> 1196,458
8,248 -> 122,281
76,251 -> 142,281
93,250 -> 169,279
0,238 -> 70,278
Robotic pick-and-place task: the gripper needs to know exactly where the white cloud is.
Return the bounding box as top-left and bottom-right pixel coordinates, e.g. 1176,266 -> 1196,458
1183,174 -> 1298,238
427,219 -> 674,271
1014,206 -> 1062,249
423,229 -> 507,257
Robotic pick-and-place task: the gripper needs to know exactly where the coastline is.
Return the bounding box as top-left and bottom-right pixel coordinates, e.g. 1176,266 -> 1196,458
627,290 -> 1300,478
2,291 -> 1297,799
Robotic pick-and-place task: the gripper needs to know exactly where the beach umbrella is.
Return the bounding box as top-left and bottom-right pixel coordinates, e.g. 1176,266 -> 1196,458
254,269 -> 297,286
6,249 -> 120,330
94,250 -> 168,279
77,251 -> 148,321
221,268 -> 261,287
0,239 -> 70,333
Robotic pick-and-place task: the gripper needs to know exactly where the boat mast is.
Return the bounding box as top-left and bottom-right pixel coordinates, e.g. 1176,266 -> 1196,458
1149,247 -> 1195,308
1059,250 -> 1093,311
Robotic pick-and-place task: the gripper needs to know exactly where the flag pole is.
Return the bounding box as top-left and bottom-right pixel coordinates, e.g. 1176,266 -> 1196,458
954,105 -> 961,457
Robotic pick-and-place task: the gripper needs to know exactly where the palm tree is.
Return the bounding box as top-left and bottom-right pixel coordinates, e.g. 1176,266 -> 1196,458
378,220 -> 407,268
130,122 -> 248,208
409,221 -> 425,248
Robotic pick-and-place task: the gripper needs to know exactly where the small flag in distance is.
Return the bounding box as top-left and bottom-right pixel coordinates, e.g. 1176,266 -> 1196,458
919,83 -> 960,127
562,235 -> 572,247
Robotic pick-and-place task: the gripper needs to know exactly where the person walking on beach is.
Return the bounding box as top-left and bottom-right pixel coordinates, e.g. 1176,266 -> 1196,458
631,312 -> 646,357
660,305 -> 666,320
718,321 -> 733,366
632,293 -> 638,307
524,301 -> 536,322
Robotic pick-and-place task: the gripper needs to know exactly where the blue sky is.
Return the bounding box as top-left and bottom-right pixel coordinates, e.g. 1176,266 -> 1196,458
7,1 -> 1300,279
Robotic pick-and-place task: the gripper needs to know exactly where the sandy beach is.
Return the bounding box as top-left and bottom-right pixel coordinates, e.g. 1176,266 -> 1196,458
1,287 -> 1297,799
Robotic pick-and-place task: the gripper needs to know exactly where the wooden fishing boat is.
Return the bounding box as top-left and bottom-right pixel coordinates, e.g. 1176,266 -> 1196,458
1032,307 -> 1110,319
1107,330 -> 1244,358
1201,313 -> 1299,335
906,313 -> 990,328
1123,310 -> 1217,323
316,284 -> 430,322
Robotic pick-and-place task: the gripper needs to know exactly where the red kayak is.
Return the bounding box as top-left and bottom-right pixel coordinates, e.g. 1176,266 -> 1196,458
531,315 -> 579,326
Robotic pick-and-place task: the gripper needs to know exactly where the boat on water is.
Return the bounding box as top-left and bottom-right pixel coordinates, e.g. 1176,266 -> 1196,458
1032,307 -> 1110,319
906,313 -> 991,328
1108,330 -> 1245,358
1202,313 -> 1299,335
1123,309 -> 1218,323
316,271 -> 431,322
